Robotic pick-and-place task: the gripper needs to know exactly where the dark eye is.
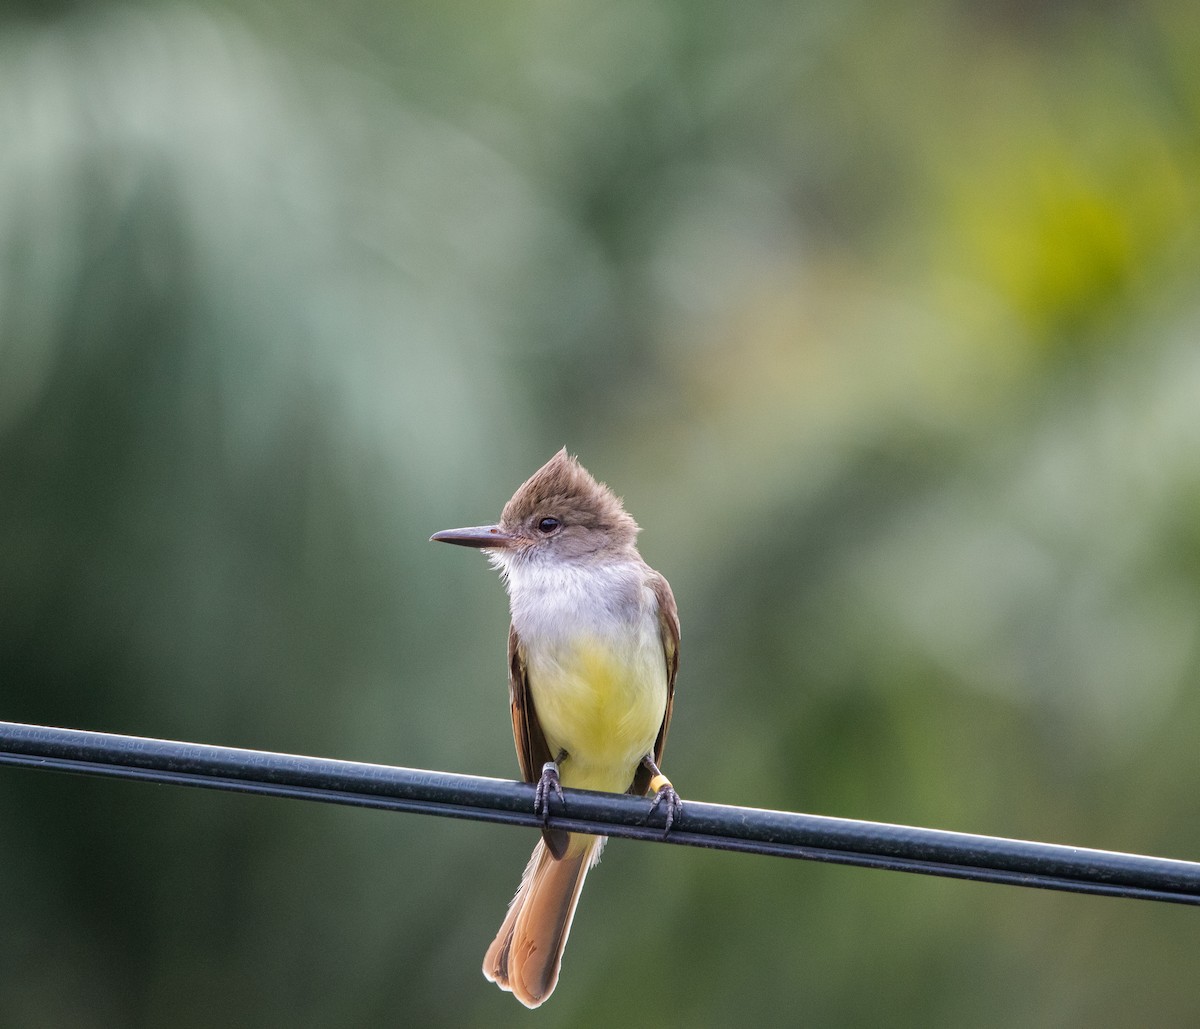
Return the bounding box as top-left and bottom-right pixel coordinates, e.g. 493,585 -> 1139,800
537,517 -> 561,534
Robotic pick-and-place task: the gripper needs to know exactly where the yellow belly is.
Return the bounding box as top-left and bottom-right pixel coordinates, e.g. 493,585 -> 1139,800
526,634 -> 667,795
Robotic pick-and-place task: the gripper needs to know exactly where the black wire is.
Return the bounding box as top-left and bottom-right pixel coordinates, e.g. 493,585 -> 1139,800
2,720 -> 1198,905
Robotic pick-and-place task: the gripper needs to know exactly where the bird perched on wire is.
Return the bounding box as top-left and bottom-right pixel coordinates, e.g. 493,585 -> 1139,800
431,448 -> 680,1007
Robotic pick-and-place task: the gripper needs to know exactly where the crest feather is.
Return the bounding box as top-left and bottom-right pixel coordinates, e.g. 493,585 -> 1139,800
501,449 -> 638,541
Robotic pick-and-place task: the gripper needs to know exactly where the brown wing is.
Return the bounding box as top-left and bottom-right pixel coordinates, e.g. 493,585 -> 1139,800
630,569 -> 680,796
508,623 -> 553,783
509,625 -> 569,858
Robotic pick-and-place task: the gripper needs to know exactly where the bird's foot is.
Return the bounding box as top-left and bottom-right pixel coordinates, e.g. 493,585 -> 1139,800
534,760 -> 565,824
647,771 -> 682,837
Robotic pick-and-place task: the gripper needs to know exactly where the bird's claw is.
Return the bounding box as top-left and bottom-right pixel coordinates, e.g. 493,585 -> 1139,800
534,760 -> 565,824
649,782 -> 682,837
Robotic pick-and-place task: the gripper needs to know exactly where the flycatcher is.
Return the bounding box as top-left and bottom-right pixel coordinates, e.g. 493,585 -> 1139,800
431,448 -> 680,1008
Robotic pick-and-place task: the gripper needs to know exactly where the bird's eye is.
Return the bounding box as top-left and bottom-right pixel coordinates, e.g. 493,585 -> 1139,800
537,517 -> 561,534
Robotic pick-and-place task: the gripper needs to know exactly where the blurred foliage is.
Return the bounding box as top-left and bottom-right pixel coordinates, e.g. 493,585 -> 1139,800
3,1 -> 1200,1026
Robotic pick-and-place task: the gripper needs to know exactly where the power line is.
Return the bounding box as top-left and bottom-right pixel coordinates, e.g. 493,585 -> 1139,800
1,720 -> 1197,905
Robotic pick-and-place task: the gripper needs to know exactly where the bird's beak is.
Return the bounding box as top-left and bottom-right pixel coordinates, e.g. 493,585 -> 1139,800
429,524 -> 518,549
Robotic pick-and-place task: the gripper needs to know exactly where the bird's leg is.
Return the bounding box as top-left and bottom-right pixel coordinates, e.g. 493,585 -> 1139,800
642,754 -> 682,836
534,750 -> 568,824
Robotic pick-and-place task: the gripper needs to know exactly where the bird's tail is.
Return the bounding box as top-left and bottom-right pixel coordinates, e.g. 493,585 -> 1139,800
482,833 -> 604,1008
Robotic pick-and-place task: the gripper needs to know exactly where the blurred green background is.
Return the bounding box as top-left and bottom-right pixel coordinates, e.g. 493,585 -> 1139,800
3,1 -> 1199,1025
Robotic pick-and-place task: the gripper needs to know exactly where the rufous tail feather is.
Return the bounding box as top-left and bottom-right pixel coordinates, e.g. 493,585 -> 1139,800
482,833 -> 603,1008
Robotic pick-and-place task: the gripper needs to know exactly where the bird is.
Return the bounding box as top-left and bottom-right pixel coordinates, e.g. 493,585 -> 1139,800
430,448 -> 680,1007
